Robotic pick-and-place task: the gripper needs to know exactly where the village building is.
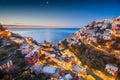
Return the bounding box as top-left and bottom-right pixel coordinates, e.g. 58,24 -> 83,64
0,59 -> 13,70
44,52 -> 56,58
10,37 -> 24,44
112,17 -> 120,34
58,41 -> 64,50
64,73 -> 72,80
42,65 -> 56,74
30,64 -> 42,72
101,19 -> 112,29
105,64 -> 119,76
20,44 -> 30,54
72,64 -> 86,73
25,46 -> 40,65
0,40 -> 12,48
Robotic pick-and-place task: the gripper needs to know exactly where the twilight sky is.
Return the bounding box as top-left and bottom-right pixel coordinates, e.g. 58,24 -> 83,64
0,0 -> 120,27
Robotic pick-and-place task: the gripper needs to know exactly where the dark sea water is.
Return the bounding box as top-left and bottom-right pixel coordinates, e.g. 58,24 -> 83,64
9,28 -> 79,43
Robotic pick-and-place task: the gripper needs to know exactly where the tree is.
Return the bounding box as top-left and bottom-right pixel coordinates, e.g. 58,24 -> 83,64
0,23 -> 3,30
0,70 -> 4,79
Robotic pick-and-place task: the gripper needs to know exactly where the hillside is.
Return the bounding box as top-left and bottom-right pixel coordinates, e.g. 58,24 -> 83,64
61,16 -> 120,79
0,23 -> 97,80
0,16 -> 120,80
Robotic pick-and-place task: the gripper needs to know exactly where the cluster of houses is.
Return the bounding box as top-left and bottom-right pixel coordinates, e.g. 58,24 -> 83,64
30,63 -> 88,80
79,16 -> 120,42
64,16 -> 120,78
0,25 -> 92,80
0,29 -> 14,72
0,26 -> 11,37
16,16 -> 120,79
2,19 -> 120,79
0,28 -> 92,80
14,39 -> 94,79
80,19 -> 113,41
112,16 -> 120,34
66,31 -> 82,47
80,17 -> 120,58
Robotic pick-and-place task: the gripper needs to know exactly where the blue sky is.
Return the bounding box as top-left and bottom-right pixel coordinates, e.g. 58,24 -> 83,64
0,0 -> 120,27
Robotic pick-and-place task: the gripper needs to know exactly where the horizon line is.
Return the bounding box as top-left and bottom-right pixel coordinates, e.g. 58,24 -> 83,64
3,24 -> 81,28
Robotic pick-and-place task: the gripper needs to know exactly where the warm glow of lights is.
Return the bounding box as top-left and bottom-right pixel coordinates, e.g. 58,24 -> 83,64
25,38 -> 33,45
105,42 -> 111,48
13,39 -> 20,43
112,31 -> 120,37
93,38 -> 97,43
0,30 -> 11,37
50,78 -> 58,80
86,75 -> 96,80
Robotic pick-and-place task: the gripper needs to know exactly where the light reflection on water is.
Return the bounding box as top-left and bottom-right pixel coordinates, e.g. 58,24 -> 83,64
9,28 -> 79,43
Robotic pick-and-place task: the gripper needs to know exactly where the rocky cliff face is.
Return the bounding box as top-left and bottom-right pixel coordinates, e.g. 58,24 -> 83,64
61,16 -> 120,78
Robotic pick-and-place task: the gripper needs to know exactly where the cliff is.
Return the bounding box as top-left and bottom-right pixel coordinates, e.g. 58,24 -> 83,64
0,16 -> 120,80
61,16 -> 120,79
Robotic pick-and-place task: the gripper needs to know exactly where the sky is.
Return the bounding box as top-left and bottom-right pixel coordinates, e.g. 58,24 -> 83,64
0,0 -> 120,28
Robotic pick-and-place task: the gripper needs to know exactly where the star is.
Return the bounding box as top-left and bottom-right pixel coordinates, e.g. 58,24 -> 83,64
46,1 -> 49,5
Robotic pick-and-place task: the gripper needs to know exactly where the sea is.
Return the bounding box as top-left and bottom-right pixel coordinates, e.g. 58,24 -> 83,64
9,28 -> 79,43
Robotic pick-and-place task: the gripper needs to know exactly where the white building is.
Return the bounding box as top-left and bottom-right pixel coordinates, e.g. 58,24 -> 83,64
10,37 -> 17,40
42,66 -> 56,74
44,52 -> 56,58
72,64 -> 86,72
65,73 -> 72,80
25,46 -> 39,57
104,29 -> 112,36
101,19 -> 112,29
105,64 -> 119,76
31,64 -> 42,72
